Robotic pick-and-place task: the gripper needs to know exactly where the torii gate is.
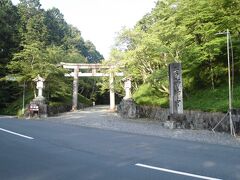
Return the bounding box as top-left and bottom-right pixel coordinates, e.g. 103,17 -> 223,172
60,62 -> 124,111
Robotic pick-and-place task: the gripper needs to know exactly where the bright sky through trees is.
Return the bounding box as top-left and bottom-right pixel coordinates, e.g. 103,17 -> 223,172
12,0 -> 156,59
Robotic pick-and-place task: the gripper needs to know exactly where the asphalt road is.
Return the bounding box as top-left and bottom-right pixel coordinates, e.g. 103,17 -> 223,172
0,117 -> 240,180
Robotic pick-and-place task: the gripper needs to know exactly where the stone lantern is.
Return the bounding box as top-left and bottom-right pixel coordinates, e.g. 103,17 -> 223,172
27,74 -> 47,118
122,77 -> 132,100
33,74 -> 45,99
117,77 -> 138,119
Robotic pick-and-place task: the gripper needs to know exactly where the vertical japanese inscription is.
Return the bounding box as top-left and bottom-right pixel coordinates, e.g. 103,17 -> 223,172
169,63 -> 183,114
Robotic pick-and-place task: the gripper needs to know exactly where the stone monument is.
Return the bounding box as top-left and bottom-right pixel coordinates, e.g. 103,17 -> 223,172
28,74 -> 48,118
169,63 -> 183,114
167,63 -> 184,127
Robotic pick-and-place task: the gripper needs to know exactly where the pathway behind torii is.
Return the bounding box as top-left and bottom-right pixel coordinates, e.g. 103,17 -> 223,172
61,62 -> 124,111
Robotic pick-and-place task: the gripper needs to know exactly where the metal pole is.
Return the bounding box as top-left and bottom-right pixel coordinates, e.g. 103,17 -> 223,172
22,80 -> 25,115
212,30 -> 236,136
227,29 -> 235,136
227,29 -> 231,111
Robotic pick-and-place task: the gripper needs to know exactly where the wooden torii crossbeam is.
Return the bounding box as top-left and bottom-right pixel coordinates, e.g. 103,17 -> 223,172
60,62 -> 124,110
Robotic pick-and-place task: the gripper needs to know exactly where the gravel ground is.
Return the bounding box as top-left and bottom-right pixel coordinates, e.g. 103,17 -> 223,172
46,105 -> 240,148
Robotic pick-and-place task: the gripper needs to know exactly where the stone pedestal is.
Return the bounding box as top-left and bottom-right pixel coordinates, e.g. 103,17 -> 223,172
28,96 -> 47,118
117,99 -> 139,119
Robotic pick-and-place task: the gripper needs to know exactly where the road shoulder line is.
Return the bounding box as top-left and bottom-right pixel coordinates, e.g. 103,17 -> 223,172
0,127 -> 34,140
135,163 -> 222,180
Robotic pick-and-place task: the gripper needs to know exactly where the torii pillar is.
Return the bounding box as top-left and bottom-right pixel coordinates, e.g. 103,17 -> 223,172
72,67 -> 79,111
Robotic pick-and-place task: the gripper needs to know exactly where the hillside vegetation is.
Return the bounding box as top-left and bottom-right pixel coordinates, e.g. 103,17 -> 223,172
106,0 -> 240,112
0,0 -> 103,115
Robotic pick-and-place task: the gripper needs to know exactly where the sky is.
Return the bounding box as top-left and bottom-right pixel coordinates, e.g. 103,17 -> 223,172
12,0 -> 156,59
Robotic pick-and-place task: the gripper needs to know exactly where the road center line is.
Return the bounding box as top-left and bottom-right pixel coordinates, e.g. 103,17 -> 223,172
135,163 -> 222,180
0,128 -> 34,140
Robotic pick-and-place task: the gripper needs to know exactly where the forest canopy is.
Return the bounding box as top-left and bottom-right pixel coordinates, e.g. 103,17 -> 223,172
0,0 -> 103,114
107,0 -> 240,111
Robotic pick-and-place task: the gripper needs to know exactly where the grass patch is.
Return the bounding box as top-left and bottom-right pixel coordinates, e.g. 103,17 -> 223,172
184,84 -> 240,112
133,84 -> 168,107
45,94 -> 92,110
133,83 -> 240,112
78,94 -> 92,106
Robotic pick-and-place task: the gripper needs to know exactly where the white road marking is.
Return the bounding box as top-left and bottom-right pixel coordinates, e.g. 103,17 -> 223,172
135,163 -> 222,180
0,128 -> 34,140
0,116 -> 15,119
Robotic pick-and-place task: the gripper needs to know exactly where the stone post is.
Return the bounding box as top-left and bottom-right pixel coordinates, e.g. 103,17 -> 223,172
123,78 -> 132,100
109,72 -> 115,110
169,63 -> 183,114
72,67 -> 79,111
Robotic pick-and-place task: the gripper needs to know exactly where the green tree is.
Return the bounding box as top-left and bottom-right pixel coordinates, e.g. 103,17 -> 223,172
110,0 -> 240,106
18,0 -> 47,43
44,7 -> 68,46
0,0 -> 20,111
1,0 -> 104,115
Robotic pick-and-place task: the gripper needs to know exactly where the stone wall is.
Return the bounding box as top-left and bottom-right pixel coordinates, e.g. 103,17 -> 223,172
117,99 -> 240,133
48,103 -> 89,116
48,104 -> 72,116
